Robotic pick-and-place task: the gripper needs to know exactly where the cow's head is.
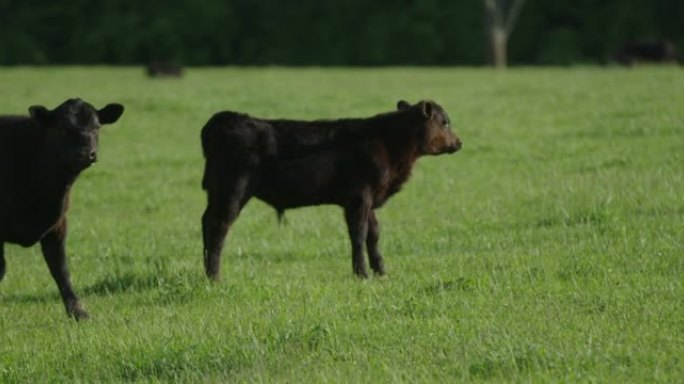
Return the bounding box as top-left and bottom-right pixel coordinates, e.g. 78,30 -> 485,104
397,100 -> 462,155
29,98 -> 124,170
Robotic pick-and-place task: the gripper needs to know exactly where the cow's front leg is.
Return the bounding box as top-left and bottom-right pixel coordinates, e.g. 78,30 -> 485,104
202,174 -> 251,281
40,219 -> 88,320
366,210 -> 385,276
0,242 -> 6,282
344,195 -> 372,278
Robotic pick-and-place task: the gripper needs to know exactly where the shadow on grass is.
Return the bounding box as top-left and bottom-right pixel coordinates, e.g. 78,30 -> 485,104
0,269 -> 202,306
118,344 -> 253,382
227,249 -> 305,263
82,272 -> 170,296
0,290 -> 58,305
80,269 -> 205,299
469,347 -> 556,379
534,206 -> 612,233
421,277 -> 476,295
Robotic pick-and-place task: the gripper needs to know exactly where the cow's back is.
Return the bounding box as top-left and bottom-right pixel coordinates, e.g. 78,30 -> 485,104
202,111 -> 277,161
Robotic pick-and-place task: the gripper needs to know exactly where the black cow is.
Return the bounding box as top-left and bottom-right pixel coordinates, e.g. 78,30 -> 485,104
0,98 -> 124,320
201,100 -> 462,279
615,41 -> 679,65
146,61 -> 184,78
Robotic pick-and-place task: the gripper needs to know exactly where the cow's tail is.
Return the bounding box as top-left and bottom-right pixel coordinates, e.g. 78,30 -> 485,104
0,250 -> 5,282
200,122 -> 216,191
276,208 -> 286,225
201,161 -> 210,191
200,116 -> 222,191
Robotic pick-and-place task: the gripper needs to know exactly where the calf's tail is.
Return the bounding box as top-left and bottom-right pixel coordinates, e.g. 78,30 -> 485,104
0,249 -> 5,282
200,122 -> 214,191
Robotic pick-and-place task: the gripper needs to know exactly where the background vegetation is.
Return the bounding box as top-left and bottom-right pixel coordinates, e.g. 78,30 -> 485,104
1,0 -> 683,65
0,66 -> 682,382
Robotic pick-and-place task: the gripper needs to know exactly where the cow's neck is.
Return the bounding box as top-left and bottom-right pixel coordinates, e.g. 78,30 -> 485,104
375,114 -> 422,195
387,140 -> 419,192
9,158 -> 77,244
25,157 -> 80,206
380,113 -> 421,166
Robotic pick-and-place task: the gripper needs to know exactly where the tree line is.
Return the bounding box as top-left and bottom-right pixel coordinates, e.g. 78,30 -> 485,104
0,0 -> 682,66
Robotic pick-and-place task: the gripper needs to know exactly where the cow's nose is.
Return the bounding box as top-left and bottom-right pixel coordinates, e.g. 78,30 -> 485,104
89,151 -> 97,163
453,139 -> 462,152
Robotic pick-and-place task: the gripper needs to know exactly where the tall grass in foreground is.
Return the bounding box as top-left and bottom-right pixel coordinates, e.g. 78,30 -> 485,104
0,66 -> 682,382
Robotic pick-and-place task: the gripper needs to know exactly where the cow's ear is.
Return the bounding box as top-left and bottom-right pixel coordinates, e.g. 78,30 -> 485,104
397,100 -> 411,110
420,101 -> 434,119
28,105 -> 53,124
98,103 -> 124,125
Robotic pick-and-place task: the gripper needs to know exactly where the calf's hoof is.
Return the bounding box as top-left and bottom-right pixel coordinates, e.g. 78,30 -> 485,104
205,270 -> 221,282
203,254 -> 221,281
67,304 -> 89,321
353,267 -> 369,279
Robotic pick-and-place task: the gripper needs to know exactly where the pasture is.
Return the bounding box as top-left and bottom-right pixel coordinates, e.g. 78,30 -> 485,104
0,66 -> 682,382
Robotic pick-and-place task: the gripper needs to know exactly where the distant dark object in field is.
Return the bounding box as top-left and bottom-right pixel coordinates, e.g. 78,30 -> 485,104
0,98 -> 124,320
200,100 -> 462,280
146,61 -> 183,77
614,41 -> 679,65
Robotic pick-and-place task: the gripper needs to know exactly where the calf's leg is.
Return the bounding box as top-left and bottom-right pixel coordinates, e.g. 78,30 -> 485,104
40,219 -> 88,320
202,174 -> 251,280
344,195 -> 372,278
366,211 -> 385,276
0,243 -> 5,282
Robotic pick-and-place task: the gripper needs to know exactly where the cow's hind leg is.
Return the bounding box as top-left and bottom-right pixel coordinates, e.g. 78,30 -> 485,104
40,219 -> 88,320
202,173 -> 251,280
366,211 -> 385,276
0,243 -> 5,282
344,194 -> 372,278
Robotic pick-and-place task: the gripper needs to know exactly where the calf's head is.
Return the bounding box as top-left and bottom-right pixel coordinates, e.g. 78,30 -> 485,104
397,100 -> 462,155
29,98 -> 124,170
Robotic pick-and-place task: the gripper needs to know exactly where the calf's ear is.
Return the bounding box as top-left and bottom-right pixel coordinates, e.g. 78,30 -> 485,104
397,100 -> 411,110
420,101 -> 434,119
98,104 -> 124,125
28,105 -> 53,124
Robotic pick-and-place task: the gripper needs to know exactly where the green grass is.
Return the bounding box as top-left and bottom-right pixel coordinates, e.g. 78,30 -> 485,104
0,66 -> 682,382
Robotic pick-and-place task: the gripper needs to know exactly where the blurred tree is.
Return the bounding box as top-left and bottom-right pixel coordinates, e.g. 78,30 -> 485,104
484,0 -> 526,67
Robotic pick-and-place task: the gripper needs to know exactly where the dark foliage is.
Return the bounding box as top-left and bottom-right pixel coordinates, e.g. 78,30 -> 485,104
0,0 -> 681,65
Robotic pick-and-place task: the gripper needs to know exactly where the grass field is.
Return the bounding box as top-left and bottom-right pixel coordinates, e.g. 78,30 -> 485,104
0,66 -> 682,382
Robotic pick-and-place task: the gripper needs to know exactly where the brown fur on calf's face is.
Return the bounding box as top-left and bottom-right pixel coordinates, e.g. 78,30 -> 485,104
397,100 -> 462,155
